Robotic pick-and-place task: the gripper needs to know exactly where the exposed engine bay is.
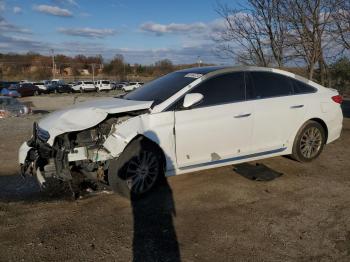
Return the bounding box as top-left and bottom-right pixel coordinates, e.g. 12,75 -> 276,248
20,110 -> 148,195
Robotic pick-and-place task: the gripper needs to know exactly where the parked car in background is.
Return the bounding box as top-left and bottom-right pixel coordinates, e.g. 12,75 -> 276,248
122,82 -> 143,92
18,66 -> 343,197
8,83 -> 40,97
95,80 -> 112,92
0,81 -> 18,91
115,82 -> 128,90
0,96 -> 30,118
71,81 -> 96,92
0,87 -> 21,98
33,82 -> 48,93
67,82 -> 76,88
46,79 -> 71,93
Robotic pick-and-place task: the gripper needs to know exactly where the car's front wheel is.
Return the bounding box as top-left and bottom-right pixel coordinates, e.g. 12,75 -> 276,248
291,121 -> 326,162
108,137 -> 164,198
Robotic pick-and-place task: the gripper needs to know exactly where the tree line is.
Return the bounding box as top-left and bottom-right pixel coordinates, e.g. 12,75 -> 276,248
214,0 -> 350,90
0,52 -> 211,81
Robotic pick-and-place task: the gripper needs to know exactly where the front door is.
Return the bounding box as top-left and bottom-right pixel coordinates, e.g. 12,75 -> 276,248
174,72 -> 253,168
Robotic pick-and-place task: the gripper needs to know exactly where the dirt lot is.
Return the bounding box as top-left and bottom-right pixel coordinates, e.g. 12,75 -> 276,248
0,95 -> 350,262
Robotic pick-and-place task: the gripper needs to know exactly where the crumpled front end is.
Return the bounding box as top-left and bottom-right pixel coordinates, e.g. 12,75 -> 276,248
19,113 -> 144,189
18,98 -> 153,189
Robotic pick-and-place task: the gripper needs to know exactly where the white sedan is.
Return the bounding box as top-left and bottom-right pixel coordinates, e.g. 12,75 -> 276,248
71,81 -> 96,92
122,82 -> 143,92
19,66 -> 343,197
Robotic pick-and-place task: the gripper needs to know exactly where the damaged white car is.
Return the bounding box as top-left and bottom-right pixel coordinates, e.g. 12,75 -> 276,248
19,66 -> 343,197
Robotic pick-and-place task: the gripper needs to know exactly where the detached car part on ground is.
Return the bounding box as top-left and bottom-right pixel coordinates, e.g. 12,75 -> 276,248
18,66 -> 343,198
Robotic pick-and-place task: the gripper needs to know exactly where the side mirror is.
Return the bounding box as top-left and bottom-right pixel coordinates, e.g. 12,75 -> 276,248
183,93 -> 204,109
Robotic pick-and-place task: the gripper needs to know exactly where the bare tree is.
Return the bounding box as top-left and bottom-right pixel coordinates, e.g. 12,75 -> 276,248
214,0 -> 288,67
332,0 -> 350,50
281,0 -> 340,83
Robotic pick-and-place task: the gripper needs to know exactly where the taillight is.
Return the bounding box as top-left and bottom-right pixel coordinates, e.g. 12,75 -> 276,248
332,95 -> 343,104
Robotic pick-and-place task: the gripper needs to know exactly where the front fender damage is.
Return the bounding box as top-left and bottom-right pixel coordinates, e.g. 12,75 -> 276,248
20,112 -> 146,193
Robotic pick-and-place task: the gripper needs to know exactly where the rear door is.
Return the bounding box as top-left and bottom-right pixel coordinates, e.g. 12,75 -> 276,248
247,71 -> 306,153
174,72 -> 254,168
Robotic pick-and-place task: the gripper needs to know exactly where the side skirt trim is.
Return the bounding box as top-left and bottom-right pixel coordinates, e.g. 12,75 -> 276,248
179,147 -> 287,170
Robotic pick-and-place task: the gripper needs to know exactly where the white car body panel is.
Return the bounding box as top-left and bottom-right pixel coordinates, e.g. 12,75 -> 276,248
38,98 -> 153,145
174,101 -> 254,167
19,67 -> 343,181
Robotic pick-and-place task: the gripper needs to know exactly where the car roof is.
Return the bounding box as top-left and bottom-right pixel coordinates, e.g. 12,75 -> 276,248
176,66 -> 228,74
176,65 -> 321,89
176,65 -> 294,75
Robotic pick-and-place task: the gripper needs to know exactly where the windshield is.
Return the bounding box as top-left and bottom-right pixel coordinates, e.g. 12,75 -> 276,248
124,72 -> 200,106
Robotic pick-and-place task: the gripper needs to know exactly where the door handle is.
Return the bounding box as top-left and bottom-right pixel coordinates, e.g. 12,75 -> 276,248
290,105 -> 304,109
234,113 -> 251,118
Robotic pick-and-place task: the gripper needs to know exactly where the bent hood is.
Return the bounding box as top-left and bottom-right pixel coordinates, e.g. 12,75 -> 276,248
38,97 -> 153,145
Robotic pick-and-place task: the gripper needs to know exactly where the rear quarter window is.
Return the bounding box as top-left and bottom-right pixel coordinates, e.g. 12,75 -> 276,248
249,71 -> 294,99
292,79 -> 317,94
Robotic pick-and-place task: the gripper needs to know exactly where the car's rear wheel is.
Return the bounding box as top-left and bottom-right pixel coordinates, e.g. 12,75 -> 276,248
291,121 -> 326,162
108,137 -> 164,198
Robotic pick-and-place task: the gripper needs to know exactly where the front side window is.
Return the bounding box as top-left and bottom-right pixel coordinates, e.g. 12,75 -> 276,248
188,72 -> 245,108
248,72 -> 294,99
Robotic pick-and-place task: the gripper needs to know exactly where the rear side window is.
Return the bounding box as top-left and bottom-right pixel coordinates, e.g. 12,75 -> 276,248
248,72 -> 293,99
292,79 -> 317,94
189,72 -> 245,108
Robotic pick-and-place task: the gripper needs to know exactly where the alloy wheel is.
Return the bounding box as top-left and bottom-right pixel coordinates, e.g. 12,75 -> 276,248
125,151 -> 159,194
299,127 -> 323,159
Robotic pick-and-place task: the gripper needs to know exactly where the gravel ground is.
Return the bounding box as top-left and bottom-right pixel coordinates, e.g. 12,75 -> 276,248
0,95 -> 349,262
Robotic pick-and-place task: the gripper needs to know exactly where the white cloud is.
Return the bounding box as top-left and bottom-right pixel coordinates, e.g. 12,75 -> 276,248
58,27 -> 116,38
33,5 -> 73,17
140,22 -> 207,35
53,0 -> 79,7
13,6 -> 22,14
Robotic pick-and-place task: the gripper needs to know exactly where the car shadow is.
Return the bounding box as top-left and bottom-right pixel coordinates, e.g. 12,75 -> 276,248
233,163 -> 284,181
341,99 -> 350,118
0,174 -> 42,202
131,179 -> 181,262
124,131 -> 181,262
32,109 -> 50,115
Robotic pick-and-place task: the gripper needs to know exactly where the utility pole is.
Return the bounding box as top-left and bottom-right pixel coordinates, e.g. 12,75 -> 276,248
197,56 -> 202,67
51,49 -> 55,79
91,64 -> 95,82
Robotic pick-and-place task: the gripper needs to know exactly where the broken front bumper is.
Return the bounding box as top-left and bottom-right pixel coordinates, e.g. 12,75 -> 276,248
19,123 -> 114,187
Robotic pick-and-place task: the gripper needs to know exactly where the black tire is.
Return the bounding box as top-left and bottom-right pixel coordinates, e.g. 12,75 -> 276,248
291,120 -> 326,162
34,90 -> 39,96
108,137 -> 164,199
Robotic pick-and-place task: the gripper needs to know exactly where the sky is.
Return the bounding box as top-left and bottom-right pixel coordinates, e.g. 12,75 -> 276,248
0,0 -> 238,65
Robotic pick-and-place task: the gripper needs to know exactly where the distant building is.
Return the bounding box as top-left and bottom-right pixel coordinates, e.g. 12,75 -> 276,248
78,69 -> 90,76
